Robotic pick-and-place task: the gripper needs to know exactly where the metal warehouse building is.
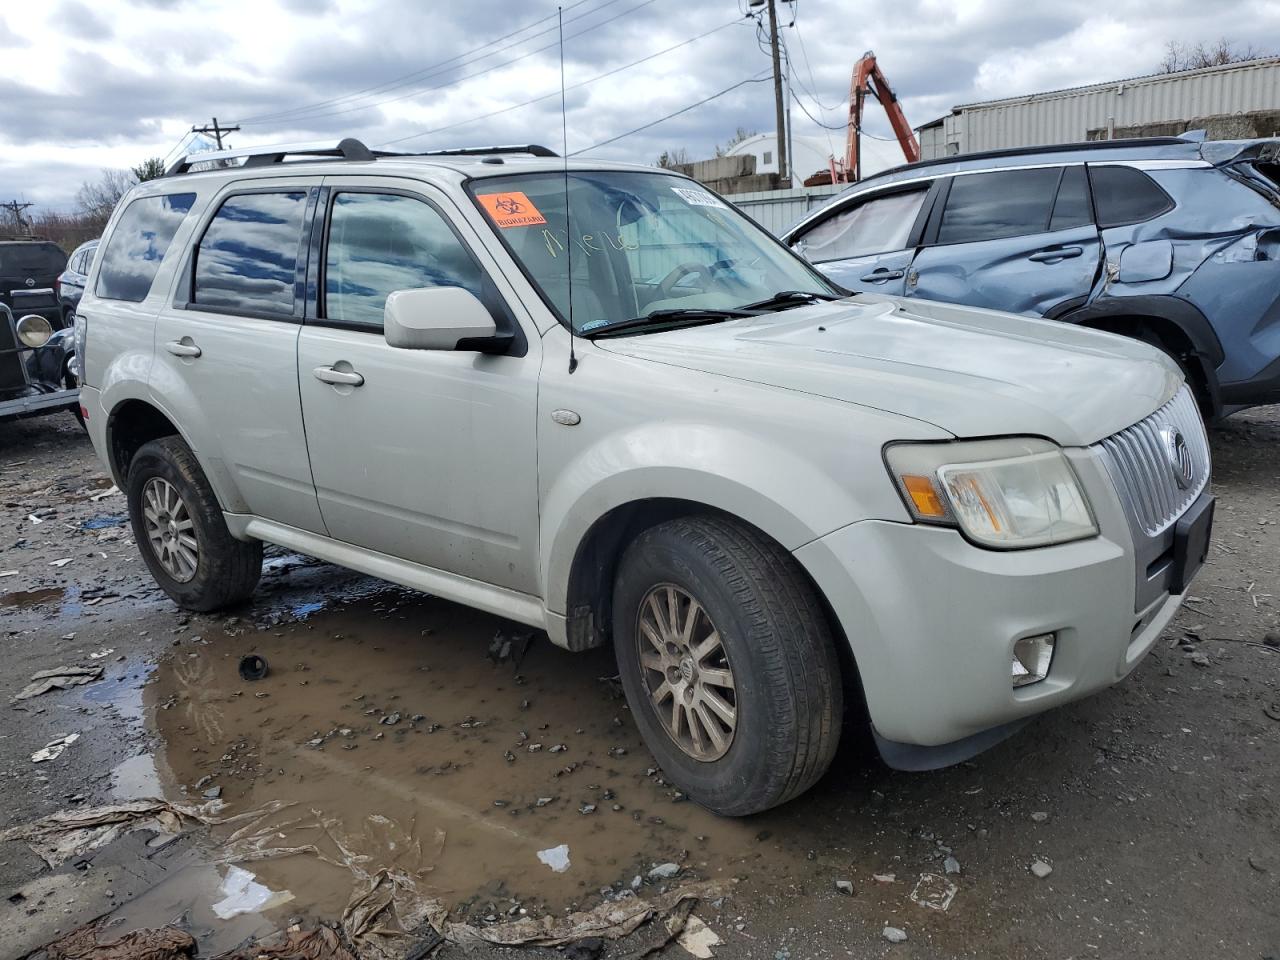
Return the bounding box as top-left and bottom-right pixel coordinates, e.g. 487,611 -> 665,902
918,56 -> 1280,159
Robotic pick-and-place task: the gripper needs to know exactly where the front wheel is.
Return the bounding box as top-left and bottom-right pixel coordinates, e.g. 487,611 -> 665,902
613,516 -> 842,815
126,436 -> 262,611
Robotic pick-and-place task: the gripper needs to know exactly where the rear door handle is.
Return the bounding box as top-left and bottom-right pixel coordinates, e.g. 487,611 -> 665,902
1028,246 -> 1083,262
313,365 -> 364,387
164,339 -> 202,358
859,269 -> 905,282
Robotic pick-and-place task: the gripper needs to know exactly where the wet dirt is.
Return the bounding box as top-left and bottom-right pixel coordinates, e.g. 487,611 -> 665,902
124,593 -> 769,930
0,587 -> 65,609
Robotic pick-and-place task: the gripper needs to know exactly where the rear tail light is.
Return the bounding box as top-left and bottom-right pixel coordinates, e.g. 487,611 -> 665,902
73,311 -> 88,384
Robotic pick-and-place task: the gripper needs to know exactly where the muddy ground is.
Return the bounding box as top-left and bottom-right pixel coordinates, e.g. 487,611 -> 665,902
1,409 -> 1277,959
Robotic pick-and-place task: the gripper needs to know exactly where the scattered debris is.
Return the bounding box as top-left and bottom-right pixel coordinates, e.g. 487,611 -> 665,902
0,799 -> 217,867
648,862 -> 681,881
872,873 -> 896,883
1030,859 -> 1053,879
238,654 -> 269,681
43,922 -> 196,960
674,914 -> 722,958
31,733 -> 80,763
883,926 -> 908,944
538,844 -> 572,873
49,557 -> 73,567
212,865 -> 295,919
910,873 -> 958,911
87,648 -> 115,659
81,514 -> 127,530
90,485 -> 122,501
834,879 -> 854,896
943,855 -> 961,875
1031,811 -> 1049,823
215,927 -> 357,960
13,665 -> 103,700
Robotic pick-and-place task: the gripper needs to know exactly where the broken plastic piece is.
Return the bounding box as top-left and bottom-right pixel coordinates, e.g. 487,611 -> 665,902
537,843 -> 571,873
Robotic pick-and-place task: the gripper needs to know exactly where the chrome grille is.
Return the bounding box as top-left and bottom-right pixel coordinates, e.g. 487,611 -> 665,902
1097,386 -> 1210,537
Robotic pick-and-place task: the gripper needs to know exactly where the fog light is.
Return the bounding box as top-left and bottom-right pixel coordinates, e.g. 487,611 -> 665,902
1012,633 -> 1055,687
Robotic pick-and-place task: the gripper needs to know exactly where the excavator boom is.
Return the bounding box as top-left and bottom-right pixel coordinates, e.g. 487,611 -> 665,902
837,51 -> 920,182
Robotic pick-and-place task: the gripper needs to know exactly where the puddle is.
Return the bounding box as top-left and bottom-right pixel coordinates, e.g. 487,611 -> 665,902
0,587 -> 65,608
137,593 -> 768,921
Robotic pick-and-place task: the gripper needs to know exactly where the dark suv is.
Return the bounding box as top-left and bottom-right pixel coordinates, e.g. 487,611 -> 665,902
782,133 -> 1280,416
56,238 -> 99,327
0,237 -> 67,330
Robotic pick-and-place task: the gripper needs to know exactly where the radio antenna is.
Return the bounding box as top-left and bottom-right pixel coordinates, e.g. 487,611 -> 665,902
559,6 -> 578,374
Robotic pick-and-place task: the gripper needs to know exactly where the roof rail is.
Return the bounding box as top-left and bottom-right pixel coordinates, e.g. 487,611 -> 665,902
164,137 -> 380,176
414,144 -> 559,158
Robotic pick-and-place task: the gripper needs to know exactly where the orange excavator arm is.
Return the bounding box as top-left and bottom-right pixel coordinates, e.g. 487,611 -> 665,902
842,51 -> 920,181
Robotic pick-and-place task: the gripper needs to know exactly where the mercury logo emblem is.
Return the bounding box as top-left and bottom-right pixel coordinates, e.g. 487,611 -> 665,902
24,277 -> 34,287
1160,427 -> 1194,490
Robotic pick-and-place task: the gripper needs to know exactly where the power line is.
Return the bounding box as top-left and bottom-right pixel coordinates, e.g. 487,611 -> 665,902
192,117 -> 240,148
236,0 -> 641,126
570,72 -> 772,155
377,18 -> 744,148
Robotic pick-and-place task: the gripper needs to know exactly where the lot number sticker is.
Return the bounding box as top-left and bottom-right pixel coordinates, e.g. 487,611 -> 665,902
670,186 -> 726,208
477,192 -> 548,228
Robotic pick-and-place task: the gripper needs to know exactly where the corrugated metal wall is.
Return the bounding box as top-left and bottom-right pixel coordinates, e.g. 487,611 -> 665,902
731,184 -> 844,235
922,57 -> 1280,159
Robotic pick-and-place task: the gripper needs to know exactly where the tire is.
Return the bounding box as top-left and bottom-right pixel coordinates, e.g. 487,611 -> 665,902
126,436 -> 262,612
612,515 -> 842,816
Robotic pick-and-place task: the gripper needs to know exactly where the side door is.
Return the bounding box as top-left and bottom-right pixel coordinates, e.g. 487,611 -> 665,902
906,165 -> 1101,317
296,178 -> 541,594
787,184 -> 934,295
152,180 -> 326,533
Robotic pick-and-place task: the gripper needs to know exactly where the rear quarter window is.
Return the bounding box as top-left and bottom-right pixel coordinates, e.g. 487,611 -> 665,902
192,191 -> 308,316
1088,165 -> 1174,228
96,193 -> 198,302
936,168 -> 1061,244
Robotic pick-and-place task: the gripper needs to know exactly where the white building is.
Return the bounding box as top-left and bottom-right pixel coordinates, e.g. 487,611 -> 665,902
725,132 -> 906,182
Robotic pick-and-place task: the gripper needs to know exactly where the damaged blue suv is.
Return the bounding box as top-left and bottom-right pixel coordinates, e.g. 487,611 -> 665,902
782,133 -> 1280,416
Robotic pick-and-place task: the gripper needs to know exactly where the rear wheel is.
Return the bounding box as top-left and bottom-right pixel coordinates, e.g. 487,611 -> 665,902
126,436 -> 262,611
613,515 -> 842,815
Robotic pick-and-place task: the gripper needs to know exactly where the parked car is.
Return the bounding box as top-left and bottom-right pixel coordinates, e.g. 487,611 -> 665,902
76,139 -> 1212,815
0,237 -> 67,332
0,303 -> 80,424
56,238 -> 99,328
781,133 -> 1280,417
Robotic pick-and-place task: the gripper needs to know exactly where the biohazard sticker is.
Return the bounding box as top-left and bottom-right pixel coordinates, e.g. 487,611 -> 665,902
476,192 -> 548,228
670,186 -> 726,208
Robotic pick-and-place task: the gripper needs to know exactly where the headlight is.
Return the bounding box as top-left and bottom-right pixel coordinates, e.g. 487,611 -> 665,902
16,314 -> 53,348
885,438 -> 1098,549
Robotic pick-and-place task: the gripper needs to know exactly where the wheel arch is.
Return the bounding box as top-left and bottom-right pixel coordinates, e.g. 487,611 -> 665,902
1059,295 -> 1224,413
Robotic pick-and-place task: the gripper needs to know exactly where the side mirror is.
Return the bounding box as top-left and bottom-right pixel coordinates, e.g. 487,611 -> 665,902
383,287 -> 497,351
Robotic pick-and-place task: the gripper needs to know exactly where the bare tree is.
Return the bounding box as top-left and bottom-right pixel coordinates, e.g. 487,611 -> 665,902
75,168 -> 138,228
714,127 -> 758,158
1159,38 -> 1273,73
656,148 -> 692,169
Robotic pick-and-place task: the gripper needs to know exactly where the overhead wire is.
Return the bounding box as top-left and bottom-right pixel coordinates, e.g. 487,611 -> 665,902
376,17 -> 746,147
233,0 -> 638,125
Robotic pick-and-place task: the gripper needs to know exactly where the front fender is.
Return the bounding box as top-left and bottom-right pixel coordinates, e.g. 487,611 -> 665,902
540,421 -> 902,617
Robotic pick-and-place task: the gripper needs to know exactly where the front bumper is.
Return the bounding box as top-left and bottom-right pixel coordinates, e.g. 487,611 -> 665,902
797,514 -> 1185,750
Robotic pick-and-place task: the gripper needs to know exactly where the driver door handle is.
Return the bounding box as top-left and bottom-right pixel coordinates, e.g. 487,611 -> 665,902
859,269 -> 905,282
165,339 -> 202,358
313,365 -> 364,387
1028,246 -> 1083,262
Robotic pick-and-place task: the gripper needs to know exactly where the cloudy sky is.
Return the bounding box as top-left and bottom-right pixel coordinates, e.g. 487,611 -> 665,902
3,0 -> 1278,213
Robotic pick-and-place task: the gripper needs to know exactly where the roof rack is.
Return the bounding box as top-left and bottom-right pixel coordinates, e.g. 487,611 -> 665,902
163,139 -> 560,177
413,144 -> 559,158
164,138 -> 384,176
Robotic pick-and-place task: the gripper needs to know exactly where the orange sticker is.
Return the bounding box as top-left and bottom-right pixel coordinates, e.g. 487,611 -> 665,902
477,191 -> 547,228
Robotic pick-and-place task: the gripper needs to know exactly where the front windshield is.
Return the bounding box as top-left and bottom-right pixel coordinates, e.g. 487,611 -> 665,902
469,171 -> 838,333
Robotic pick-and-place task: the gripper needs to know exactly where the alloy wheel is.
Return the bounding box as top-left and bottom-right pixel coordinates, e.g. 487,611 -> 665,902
141,477 -> 199,583
635,583 -> 737,762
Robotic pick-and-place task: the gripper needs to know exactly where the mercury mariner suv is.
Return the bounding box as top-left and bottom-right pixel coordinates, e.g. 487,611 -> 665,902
75,139 -> 1213,815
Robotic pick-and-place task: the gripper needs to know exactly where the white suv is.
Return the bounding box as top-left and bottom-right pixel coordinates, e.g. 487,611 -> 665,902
75,139 -> 1214,815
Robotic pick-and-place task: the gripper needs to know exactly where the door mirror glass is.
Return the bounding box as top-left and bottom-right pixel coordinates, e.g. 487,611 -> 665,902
383,287 -> 497,351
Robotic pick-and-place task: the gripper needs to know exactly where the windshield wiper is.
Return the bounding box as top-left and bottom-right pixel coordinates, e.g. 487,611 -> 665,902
581,307 -> 753,339
736,289 -> 842,312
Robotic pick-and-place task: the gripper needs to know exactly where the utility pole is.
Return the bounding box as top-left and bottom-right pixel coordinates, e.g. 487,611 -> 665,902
1,200 -> 34,234
191,117 -> 240,149
765,0 -> 789,186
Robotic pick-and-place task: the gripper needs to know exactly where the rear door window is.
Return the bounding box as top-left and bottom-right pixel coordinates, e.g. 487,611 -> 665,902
1049,166 -> 1093,231
96,194 -> 197,302
793,189 -> 928,261
936,168 -> 1061,244
193,191 -> 308,316
1088,165 -> 1174,227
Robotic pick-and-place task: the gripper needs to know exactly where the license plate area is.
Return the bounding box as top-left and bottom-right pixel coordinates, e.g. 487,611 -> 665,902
1169,493 -> 1214,594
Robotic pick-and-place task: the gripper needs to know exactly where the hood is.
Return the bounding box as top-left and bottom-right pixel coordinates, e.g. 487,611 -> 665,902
594,295 -> 1181,446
